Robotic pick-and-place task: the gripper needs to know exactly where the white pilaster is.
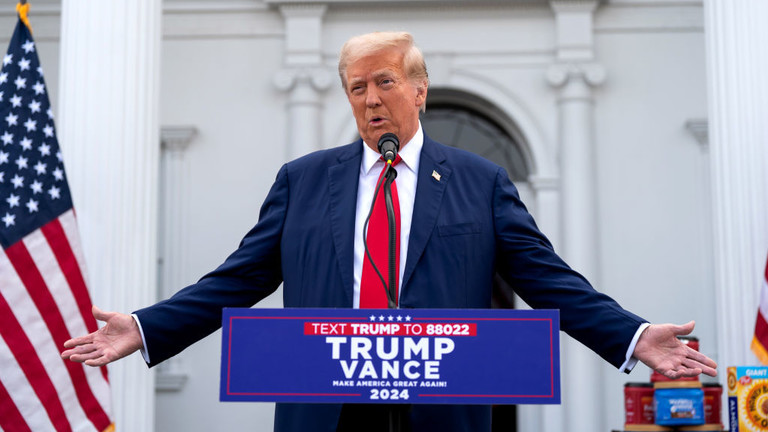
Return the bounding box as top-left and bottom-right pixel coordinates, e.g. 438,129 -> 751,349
273,4 -> 332,159
547,62 -> 606,432
57,1 -> 162,431
156,126 -> 197,392
530,176 -> 561,250
547,2 -> 603,431
704,1 -> 768,370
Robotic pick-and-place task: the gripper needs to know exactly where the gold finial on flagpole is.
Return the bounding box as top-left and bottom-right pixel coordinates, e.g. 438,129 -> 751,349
17,1 -> 32,33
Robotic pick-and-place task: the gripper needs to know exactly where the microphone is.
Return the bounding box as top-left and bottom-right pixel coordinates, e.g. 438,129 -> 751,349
377,133 -> 400,163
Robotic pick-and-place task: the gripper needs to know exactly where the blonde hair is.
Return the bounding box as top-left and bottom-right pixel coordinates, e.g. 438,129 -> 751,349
338,31 -> 429,112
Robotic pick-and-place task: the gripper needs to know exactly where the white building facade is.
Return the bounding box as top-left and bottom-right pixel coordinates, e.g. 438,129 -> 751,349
2,0 -> 766,431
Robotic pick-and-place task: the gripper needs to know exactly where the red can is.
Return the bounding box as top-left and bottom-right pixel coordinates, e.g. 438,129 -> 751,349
703,383 -> 722,426
624,382 -> 655,424
651,336 -> 700,382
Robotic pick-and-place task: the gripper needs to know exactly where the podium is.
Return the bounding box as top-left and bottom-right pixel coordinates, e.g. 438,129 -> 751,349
220,308 -> 560,406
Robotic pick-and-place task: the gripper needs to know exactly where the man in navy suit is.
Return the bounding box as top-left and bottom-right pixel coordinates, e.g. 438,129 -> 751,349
63,31 -> 717,431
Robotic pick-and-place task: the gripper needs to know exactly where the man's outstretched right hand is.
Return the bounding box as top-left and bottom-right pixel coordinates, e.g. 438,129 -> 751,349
61,305 -> 143,367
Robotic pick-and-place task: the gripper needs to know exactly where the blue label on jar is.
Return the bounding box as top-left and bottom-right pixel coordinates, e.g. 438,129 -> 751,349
654,388 -> 705,426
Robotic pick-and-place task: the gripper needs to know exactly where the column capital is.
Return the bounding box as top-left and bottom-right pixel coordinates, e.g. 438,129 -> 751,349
684,118 -> 708,150
160,125 -> 197,153
273,67 -> 334,93
546,62 -> 606,88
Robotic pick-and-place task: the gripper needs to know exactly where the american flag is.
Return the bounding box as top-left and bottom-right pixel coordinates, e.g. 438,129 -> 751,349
0,13 -> 113,432
752,255 -> 768,365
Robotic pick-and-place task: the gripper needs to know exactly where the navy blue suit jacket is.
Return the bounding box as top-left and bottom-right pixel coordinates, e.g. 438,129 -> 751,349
135,136 -> 645,432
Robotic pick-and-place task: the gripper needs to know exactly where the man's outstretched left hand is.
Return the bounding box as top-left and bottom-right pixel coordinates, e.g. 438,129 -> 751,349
633,321 -> 718,379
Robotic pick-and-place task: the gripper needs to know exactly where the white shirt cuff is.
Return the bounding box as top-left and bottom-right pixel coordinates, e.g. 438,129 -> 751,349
619,322 -> 651,373
131,313 -> 151,364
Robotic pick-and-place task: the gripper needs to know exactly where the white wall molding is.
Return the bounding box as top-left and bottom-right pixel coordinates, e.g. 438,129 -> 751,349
155,125 -> 198,393
595,3 -> 704,33
550,0 -> 599,61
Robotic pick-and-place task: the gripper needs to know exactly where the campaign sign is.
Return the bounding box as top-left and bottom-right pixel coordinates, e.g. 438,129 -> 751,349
220,308 -> 560,405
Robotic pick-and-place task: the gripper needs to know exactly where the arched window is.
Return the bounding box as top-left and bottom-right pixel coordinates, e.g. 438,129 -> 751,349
420,89 -> 531,182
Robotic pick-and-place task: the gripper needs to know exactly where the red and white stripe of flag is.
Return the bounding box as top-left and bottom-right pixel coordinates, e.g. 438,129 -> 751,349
751,255 -> 768,365
0,210 -> 112,432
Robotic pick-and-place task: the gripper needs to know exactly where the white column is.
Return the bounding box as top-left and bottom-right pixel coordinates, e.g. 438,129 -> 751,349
530,176 -> 561,250
155,126 -> 197,392
547,2 -> 603,431
704,1 -> 768,370
273,4 -> 332,159
547,62 -> 606,432
57,1 -> 162,431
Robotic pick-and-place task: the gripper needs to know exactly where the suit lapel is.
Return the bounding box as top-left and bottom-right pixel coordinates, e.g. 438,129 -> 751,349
402,137 -> 452,290
327,142 -> 363,304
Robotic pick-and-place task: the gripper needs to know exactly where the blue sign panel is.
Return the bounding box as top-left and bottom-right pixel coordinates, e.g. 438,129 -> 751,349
220,308 -> 560,405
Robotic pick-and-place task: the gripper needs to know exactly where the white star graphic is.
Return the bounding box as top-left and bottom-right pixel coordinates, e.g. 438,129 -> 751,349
48,186 -> 61,199
396,315 -> 403,322
11,174 -> 24,188
30,180 -> 42,194
26,199 -> 38,213
56,151 -> 62,162
23,118 -> 37,132
3,54 -> 13,66
20,137 -> 32,150
0,151 -> 8,165
5,112 -> 18,126
0,72 -> 7,84
0,91 -> 3,102
33,161 -> 46,175
33,81 -> 44,95
2,212 -> 15,227
37,66 -> 43,77
18,58 -> 30,71
52,167 -> 63,181
15,156 -> 28,170
370,315 -> 377,321
6,193 -> 20,208
28,100 -> 41,113
43,124 -> 53,138
10,94 -> 21,107
38,143 -> 50,156
0,172 -> 4,183
14,76 -> 26,89
379,315 -> 385,321
22,40 -> 35,53
1,132 -> 12,145
405,316 -> 412,322
47,108 -> 54,120
387,315 -> 394,321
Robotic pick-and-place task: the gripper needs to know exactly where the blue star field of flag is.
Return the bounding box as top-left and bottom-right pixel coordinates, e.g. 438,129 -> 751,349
0,20 -> 72,249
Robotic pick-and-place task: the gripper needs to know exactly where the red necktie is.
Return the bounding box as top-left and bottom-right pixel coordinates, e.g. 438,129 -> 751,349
360,156 -> 401,308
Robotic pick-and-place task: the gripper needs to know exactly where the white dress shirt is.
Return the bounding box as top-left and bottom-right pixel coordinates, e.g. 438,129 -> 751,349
352,123 -> 423,308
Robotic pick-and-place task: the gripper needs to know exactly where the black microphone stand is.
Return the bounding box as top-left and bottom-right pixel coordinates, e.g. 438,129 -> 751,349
382,164 -> 408,432
383,166 -> 398,309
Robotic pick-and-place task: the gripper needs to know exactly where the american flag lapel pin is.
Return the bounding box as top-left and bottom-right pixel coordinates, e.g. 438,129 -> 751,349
431,170 -> 441,182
